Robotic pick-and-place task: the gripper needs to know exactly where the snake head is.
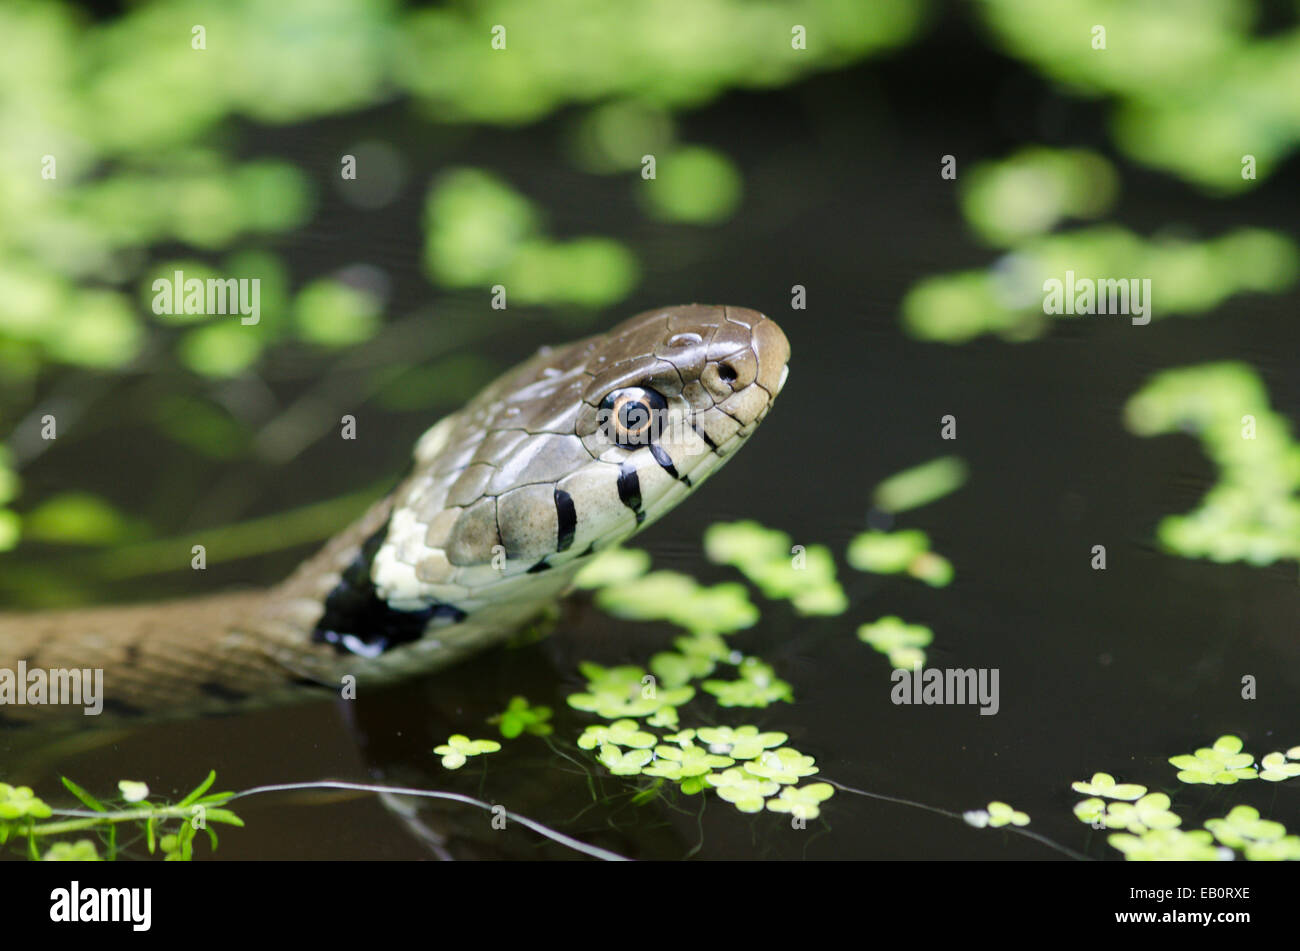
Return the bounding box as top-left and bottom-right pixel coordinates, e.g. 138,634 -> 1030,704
368,304 -> 789,623
572,303 -> 791,503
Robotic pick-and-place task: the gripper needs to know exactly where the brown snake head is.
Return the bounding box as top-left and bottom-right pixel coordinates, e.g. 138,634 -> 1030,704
318,304 -> 791,662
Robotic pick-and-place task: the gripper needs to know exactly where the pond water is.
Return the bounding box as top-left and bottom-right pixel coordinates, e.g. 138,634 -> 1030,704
4,9 -> 1299,861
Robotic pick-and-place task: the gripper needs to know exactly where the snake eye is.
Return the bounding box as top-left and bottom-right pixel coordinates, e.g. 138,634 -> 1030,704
599,386 -> 667,449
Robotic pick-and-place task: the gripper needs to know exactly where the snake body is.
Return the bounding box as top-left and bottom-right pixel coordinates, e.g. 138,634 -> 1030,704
0,305 -> 790,723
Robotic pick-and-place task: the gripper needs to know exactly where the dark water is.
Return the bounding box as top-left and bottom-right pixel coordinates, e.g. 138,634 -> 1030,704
4,10 -> 1299,860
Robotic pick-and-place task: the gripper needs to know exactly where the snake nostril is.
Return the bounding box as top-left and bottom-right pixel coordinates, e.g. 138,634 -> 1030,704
717,363 -> 738,384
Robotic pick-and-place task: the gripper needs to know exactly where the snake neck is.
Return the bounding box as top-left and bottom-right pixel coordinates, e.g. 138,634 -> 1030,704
0,486 -> 581,727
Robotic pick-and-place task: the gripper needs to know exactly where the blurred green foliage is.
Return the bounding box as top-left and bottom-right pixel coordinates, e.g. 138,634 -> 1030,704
977,0 -> 1300,192
1125,363 -> 1300,566
960,148 -> 1118,248
904,220 -> 1298,344
0,0 -> 924,564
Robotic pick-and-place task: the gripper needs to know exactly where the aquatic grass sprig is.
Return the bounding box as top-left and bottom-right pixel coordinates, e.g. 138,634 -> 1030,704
1,771 -> 242,863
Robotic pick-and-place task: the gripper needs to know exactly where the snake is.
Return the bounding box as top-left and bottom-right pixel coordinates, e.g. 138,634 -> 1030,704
0,305 -> 789,725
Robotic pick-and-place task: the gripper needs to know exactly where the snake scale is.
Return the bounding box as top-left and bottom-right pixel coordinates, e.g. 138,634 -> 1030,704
0,305 -> 790,725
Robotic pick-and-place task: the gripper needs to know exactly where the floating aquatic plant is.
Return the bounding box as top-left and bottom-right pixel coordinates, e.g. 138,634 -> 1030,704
117,781 -> 150,803
572,547 -> 652,589
1204,806 -> 1289,853
975,0 -> 1300,192
1070,772 -> 1147,801
649,649 -> 717,688
42,839 -> 101,862
570,538 -> 820,818
703,520 -> 847,616
641,744 -> 735,781
567,663 -> 695,720
1169,735 -> 1258,786
856,615 -> 933,670
766,783 -> 835,821
903,227 -> 1298,344
706,769 -> 781,813
960,148 -> 1118,247
964,802 -> 1030,828
1108,829 -> 1226,862
1125,363 -> 1300,567
1259,749 -> 1300,782
433,735 -> 502,770
594,570 -> 759,635
1073,735 -> 1300,860
846,529 -> 953,587
871,456 -> 969,515
696,726 -> 788,760
489,696 -> 553,739
424,168 -> 638,308
701,657 -> 793,708
0,783 -> 53,821
639,146 -> 743,225
577,719 -> 657,751
596,745 -> 654,777
1076,794 -> 1180,834
741,747 -> 819,785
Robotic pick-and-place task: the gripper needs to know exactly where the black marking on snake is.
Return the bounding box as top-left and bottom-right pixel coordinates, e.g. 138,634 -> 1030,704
554,487 -> 576,553
199,681 -> 251,704
649,443 -> 681,481
527,559 -> 552,573
313,521 -> 465,657
617,461 -> 645,524
691,423 -> 722,455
